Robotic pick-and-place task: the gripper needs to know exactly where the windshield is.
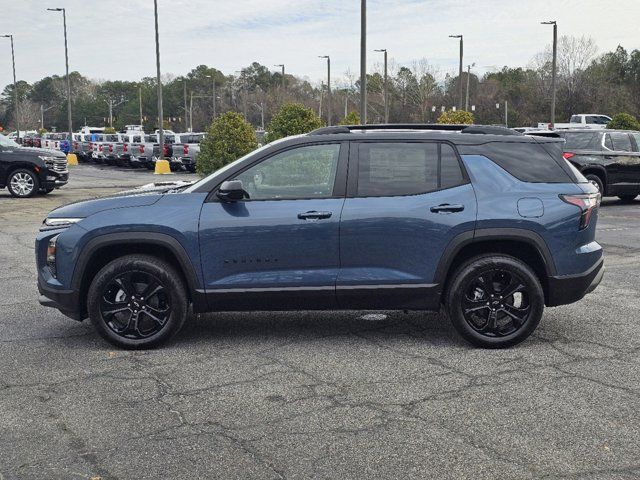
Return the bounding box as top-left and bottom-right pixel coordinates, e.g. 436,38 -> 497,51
183,143 -> 274,193
0,133 -> 20,148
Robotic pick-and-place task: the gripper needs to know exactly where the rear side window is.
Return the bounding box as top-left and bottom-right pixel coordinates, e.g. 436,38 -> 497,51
356,142 -> 465,196
610,132 -> 633,152
604,134 -> 613,150
459,141 -> 573,183
631,132 -> 640,152
560,132 -> 600,150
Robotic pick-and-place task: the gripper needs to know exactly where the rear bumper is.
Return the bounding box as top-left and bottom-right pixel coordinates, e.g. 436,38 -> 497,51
547,257 -> 604,307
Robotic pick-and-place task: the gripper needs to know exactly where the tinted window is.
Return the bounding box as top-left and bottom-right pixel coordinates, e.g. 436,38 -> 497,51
570,115 -> 580,123
610,132 -> 633,152
604,134 -> 613,150
631,133 -> 640,152
440,144 -> 464,189
234,144 -> 340,200
560,132 -> 600,150
357,143 -> 438,196
459,141 -> 573,183
585,116 -> 596,124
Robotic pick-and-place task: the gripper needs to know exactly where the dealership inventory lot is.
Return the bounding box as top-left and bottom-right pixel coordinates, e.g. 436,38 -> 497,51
0,166 -> 639,479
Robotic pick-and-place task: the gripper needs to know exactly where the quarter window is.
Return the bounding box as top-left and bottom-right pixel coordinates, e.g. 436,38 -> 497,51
233,144 -> 340,200
610,132 -> 633,152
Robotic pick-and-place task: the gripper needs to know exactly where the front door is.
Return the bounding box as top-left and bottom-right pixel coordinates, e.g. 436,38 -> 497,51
198,142 -> 347,310
337,141 -> 477,310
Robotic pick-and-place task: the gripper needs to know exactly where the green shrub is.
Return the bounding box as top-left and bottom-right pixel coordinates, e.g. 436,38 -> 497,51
264,103 -> 323,143
339,110 -> 361,125
197,112 -> 258,176
437,109 -> 474,125
607,113 -> 640,131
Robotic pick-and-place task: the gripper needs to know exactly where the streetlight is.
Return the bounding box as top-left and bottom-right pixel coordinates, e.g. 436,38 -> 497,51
319,55 -> 331,125
374,48 -> 388,123
206,74 -> 217,119
274,64 -> 285,91
449,34 -> 463,110
360,0 -> 367,125
1,34 -> 19,142
465,62 -> 475,111
152,0 -> 164,156
47,8 -> 72,139
318,56 -> 332,124
541,20 -> 557,129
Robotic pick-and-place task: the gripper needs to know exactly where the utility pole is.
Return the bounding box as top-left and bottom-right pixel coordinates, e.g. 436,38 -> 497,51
153,0 -> 164,154
104,98 -> 125,128
274,64 -> 285,91
375,48 -> 388,123
138,85 -> 143,125
319,82 -> 323,118
183,79 -> 188,131
541,20 -> 557,128
449,34 -> 463,110
1,35 -> 19,141
189,91 -> 193,132
465,63 -> 475,111
360,0 -> 367,124
206,74 -> 217,119
319,56 -> 331,125
47,8 -> 72,139
505,100 -> 508,127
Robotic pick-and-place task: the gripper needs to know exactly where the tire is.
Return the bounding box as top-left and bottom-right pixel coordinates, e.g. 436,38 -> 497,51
617,194 -> 637,202
585,174 -> 604,195
87,254 -> 188,349
7,169 -> 40,198
446,254 -> 544,348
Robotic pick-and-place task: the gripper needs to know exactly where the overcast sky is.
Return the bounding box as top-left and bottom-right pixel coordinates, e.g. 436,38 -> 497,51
1,0 -> 638,90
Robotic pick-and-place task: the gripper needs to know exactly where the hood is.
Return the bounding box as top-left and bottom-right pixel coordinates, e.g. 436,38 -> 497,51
48,192 -> 164,219
14,146 -> 66,158
115,180 -> 195,196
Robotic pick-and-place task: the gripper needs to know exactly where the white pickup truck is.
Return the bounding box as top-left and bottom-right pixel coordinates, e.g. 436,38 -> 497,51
538,114 -> 612,130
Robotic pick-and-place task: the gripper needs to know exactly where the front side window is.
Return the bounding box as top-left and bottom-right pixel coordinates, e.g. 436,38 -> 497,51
610,132 -> 633,152
233,144 -> 340,200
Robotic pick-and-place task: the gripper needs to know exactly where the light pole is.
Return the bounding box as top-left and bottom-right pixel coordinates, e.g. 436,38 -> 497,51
206,75 -> 216,119
360,0 -> 367,124
138,84 -> 143,126
274,64 -> 285,92
47,8 -> 72,139
374,48 -> 388,123
153,0 -> 164,154
465,62 -> 475,111
1,35 -> 20,142
541,20 -> 557,129
449,34 -> 463,110
319,56 -> 331,125
182,78 -> 189,131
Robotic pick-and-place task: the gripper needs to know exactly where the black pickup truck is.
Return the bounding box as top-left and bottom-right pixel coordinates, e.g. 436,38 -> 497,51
0,133 -> 68,198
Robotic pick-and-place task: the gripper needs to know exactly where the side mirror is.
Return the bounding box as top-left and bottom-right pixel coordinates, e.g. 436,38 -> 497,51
217,180 -> 248,202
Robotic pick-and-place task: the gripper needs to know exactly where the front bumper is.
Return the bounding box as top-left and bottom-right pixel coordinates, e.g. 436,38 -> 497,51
547,258 -> 604,307
42,169 -> 69,189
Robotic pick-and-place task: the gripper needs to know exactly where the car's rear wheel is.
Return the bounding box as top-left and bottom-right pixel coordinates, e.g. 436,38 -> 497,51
585,174 -> 604,195
87,255 -> 188,349
617,194 -> 637,202
446,254 -> 544,348
7,169 -> 39,198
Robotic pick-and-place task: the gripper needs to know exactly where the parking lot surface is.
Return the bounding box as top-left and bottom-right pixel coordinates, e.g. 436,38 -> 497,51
1,165 -> 639,479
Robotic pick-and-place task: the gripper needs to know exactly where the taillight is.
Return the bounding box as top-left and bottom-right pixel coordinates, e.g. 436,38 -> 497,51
109,144 -> 113,152
123,144 -> 128,152
563,152 -> 575,160
560,193 -> 600,230
183,144 -> 189,155
73,141 -> 78,149
163,144 -> 169,156
88,142 -> 93,150
139,145 -> 145,154
99,145 -> 103,152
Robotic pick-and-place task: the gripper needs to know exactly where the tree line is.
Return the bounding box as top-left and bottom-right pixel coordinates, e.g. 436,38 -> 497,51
1,36 -> 638,133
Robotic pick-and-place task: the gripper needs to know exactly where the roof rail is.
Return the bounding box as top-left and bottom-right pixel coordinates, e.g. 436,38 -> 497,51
308,124 -> 520,136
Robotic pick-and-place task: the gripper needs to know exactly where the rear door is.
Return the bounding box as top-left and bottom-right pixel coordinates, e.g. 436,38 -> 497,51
337,141 -> 477,310
608,132 -> 640,188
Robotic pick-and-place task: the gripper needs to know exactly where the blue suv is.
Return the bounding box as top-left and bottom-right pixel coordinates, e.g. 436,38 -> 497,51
36,125 -> 604,349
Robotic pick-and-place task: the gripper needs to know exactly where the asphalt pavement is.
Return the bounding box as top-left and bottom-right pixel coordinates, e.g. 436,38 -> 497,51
0,165 -> 639,479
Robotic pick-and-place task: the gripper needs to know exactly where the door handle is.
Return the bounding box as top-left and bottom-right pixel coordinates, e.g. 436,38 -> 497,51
430,204 -> 464,213
298,211 -> 332,220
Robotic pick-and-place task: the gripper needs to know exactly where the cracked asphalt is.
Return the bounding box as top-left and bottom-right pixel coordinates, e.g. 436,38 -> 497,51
1,165 -> 639,479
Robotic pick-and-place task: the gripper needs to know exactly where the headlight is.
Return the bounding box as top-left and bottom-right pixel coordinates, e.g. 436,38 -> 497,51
39,155 -> 57,167
41,217 -> 83,231
47,235 -> 59,277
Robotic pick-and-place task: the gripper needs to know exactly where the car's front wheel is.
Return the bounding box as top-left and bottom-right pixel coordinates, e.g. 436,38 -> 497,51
446,254 -> 544,348
7,169 -> 39,198
87,255 -> 188,349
